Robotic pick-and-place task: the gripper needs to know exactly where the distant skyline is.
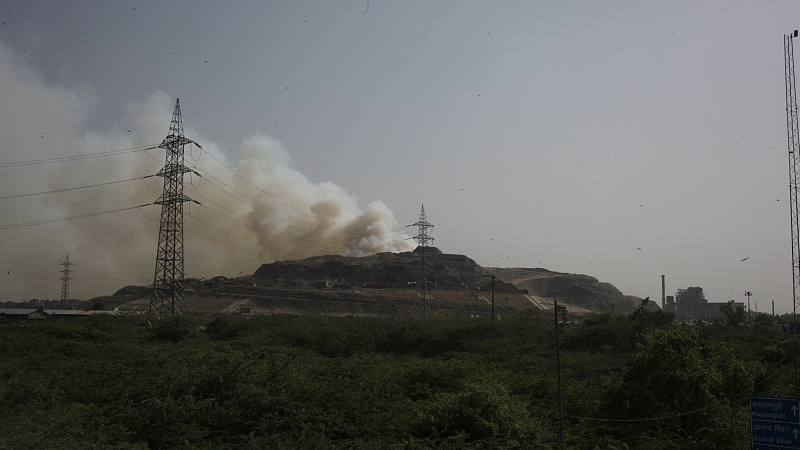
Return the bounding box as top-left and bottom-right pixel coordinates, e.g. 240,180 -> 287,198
0,1 -> 798,312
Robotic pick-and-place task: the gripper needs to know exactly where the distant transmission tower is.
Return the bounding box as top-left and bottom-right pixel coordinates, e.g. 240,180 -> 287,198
60,253 -> 71,308
147,99 -> 201,324
409,205 -> 434,318
785,30 -> 800,397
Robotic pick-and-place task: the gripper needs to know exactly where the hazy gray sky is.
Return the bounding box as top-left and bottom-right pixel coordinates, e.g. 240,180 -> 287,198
0,1 -> 797,312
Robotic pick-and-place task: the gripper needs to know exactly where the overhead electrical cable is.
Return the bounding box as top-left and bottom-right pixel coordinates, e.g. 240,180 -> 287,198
199,152 -> 325,222
0,145 -> 159,168
7,270 -> 63,278
184,257 -> 267,271
192,166 -> 326,225
179,103 -> 332,226
0,175 -> 155,201
68,267 -> 145,275
189,215 -> 311,259
193,165 -> 410,241
180,103 -> 411,241
181,102 -> 380,232
0,251 -> 150,268
67,262 -> 149,268
187,187 -> 347,251
5,274 -> 61,282
185,263 -> 260,273
0,254 -> 65,267
184,256 -> 267,272
0,204 -> 152,230
197,154 -> 392,236
70,276 -> 151,283
0,251 -> 67,264
193,203 -> 344,253
185,254 -> 265,264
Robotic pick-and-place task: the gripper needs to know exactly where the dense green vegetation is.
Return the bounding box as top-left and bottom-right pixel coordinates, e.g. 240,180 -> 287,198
0,306 -> 795,449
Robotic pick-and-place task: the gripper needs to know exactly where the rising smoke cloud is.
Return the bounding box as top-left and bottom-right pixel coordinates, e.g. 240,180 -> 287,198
0,42 -> 413,302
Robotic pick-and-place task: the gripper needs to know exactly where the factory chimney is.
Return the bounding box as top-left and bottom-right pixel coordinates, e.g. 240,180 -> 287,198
661,275 -> 666,309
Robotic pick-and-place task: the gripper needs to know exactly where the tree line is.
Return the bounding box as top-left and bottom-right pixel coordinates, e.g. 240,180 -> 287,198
0,304 -> 794,449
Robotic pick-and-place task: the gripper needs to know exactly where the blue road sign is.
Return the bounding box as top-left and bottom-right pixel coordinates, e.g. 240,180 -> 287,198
751,396 -> 800,450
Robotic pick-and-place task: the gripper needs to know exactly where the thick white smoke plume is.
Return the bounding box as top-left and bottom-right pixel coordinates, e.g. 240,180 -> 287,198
0,42 -> 413,302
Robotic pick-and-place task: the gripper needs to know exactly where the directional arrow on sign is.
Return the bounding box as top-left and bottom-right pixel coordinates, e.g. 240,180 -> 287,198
793,405 -> 799,417
794,428 -> 799,439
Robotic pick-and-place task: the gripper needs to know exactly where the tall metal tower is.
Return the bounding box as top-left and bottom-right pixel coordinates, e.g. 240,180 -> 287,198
60,253 -> 71,308
147,99 -> 201,324
784,30 -> 800,397
409,205 -> 434,318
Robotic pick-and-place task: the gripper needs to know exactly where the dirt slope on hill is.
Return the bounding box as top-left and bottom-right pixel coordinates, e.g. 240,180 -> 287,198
488,267 -> 645,313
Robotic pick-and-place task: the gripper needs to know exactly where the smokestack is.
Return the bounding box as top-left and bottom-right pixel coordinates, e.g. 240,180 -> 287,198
661,275 -> 665,309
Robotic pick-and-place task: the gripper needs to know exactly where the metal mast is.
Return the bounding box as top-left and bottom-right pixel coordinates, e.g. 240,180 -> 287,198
785,30 -> 800,397
409,205 -> 434,318
147,99 -> 200,324
59,253 -> 71,308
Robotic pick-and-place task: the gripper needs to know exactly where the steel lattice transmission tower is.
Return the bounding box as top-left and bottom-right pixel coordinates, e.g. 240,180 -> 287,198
785,30 -> 800,397
409,205 -> 434,318
60,253 -> 71,308
147,99 -> 201,324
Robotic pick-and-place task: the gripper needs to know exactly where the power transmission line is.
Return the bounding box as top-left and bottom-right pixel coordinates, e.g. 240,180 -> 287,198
0,244 -> 263,279
0,204 -> 151,230
0,175 -> 154,201
181,102 -> 408,238
192,164 -> 409,241
189,215 -> 307,258
186,187 -> 350,251
0,145 -> 158,168
163,104 -> 414,250
147,99 -> 201,324
180,102 -> 404,237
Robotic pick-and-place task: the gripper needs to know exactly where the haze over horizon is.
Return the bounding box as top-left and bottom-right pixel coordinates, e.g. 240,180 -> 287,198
0,1 -> 797,313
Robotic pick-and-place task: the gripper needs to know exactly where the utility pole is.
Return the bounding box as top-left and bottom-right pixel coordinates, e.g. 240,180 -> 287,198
746,291 -> 753,328
491,275 -> 495,321
409,205 -> 434,319
554,300 -> 566,448
60,253 -> 71,308
147,99 -> 201,325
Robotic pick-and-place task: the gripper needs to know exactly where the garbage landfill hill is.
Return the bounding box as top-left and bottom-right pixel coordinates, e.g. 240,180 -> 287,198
104,248 -> 649,318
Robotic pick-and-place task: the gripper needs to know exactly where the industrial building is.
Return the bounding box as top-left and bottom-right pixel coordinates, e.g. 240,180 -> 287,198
662,286 -> 744,321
